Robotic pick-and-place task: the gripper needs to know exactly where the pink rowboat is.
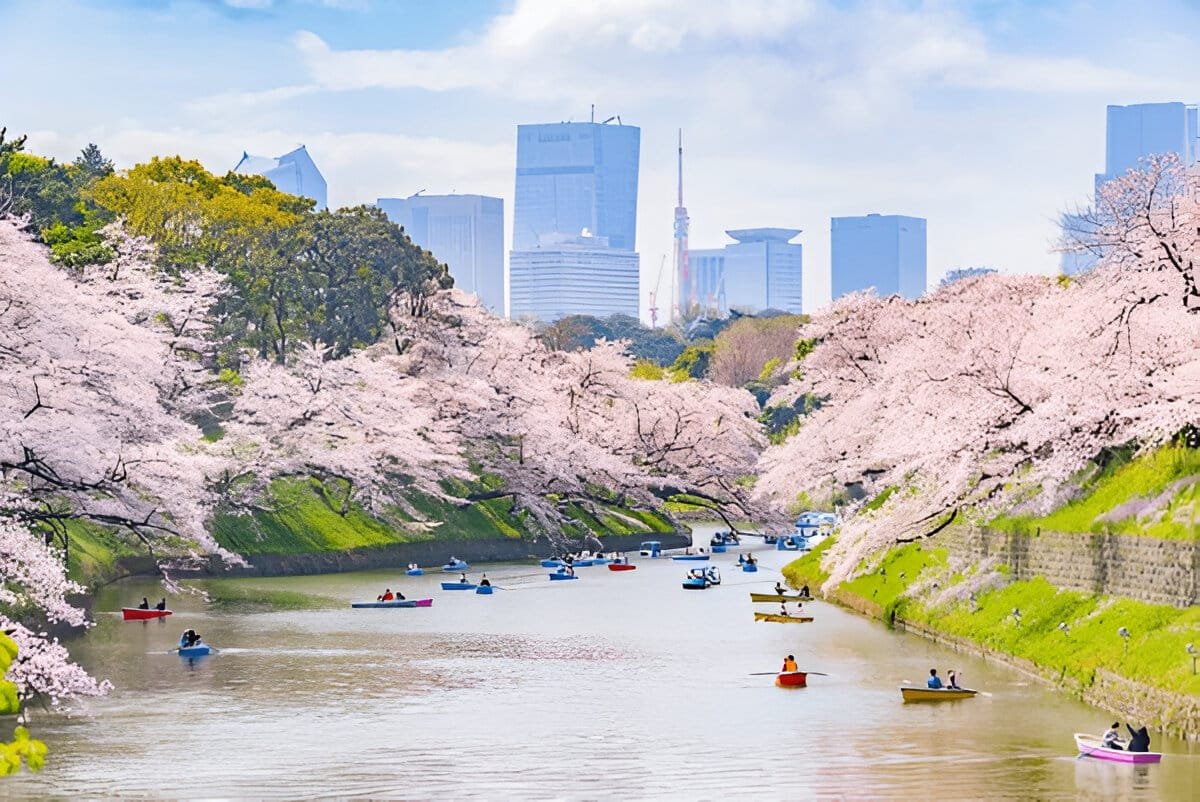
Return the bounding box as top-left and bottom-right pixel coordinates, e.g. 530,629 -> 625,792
1074,734 -> 1162,764
608,563 -> 636,571
122,607 -> 172,621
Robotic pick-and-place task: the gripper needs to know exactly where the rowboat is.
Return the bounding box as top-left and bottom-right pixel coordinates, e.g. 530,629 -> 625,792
899,687 -> 978,702
441,560 -> 470,572
775,671 -> 807,688
122,607 -> 172,621
540,559 -> 564,568
754,612 -> 813,623
608,563 -> 636,571
749,593 -> 811,603
178,644 -> 212,658
682,577 -> 709,590
711,545 -> 727,553
440,582 -> 477,590
671,554 -> 709,562
475,585 -> 494,595
350,598 -> 433,608
1073,733 -> 1162,764
549,573 -> 578,581
405,568 -> 424,576
742,563 -> 758,573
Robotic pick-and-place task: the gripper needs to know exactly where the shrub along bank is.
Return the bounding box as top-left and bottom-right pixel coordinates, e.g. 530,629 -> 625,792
784,540 -> 1200,739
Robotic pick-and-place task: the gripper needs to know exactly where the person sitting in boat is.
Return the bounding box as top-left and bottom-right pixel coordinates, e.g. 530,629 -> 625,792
479,574 -> 491,587
774,581 -> 787,595
179,629 -> 201,648
947,670 -> 961,689
1102,723 -> 1125,751
1126,724 -> 1150,752
926,668 -> 943,689
746,554 -> 757,565
138,597 -> 150,610
155,598 -> 167,611
800,584 -> 810,599
408,562 -> 418,571
781,654 -> 798,673
737,553 -> 746,565
779,603 -> 790,617
378,589 -> 395,602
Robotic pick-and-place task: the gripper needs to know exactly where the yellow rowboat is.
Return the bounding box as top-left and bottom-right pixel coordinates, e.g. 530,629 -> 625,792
899,687 -> 978,702
749,593 -> 811,603
753,612 -> 814,623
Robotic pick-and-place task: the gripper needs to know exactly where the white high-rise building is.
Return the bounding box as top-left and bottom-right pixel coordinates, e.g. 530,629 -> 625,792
233,145 -> 327,210
509,233 -> 639,322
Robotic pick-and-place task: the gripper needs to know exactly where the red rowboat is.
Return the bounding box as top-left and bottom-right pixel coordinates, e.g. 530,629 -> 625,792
121,607 -> 172,621
775,671 -> 807,688
608,563 -> 636,571
122,607 -> 172,620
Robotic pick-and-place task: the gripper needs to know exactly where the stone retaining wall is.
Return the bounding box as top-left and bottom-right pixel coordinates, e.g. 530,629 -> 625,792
939,526 -> 1199,608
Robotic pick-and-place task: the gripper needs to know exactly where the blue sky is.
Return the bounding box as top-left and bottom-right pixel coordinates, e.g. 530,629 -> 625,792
3,0 -> 1198,315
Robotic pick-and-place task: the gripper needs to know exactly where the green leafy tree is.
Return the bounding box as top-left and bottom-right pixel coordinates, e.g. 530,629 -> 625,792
0,633 -> 47,776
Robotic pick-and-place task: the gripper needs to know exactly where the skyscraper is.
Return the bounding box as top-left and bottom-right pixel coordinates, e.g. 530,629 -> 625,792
688,228 -> 803,315
376,194 -> 504,312
1064,101 -> 1199,275
509,233 -> 639,321
512,121 -> 640,251
233,145 -> 327,210
1096,102 -> 1198,189
831,214 -> 927,301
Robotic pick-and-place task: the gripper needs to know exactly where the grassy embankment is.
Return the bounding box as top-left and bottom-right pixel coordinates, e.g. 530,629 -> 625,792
783,444 -> 1200,698
61,472 -> 677,587
785,540 -> 1200,696
210,474 -> 674,557
991,444 -> 1200,540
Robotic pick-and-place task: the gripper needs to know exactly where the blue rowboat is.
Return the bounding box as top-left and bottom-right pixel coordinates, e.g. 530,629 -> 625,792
351,599 -> 432,608
711,545 -> 727,553
742,563 -> 759,573
442,560 -> 470,572
406,568 -> 424,576
440,582 -> 477,590
540,559 -> 563,568
178,644 -> 212,658
549,573 -> 578,581
682,577 -> 709,590
671,555 -> 710,562
475,585 -> 495,595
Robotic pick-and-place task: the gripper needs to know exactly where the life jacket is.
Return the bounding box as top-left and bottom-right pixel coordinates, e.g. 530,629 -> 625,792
382,592 -> 394,601
783,659 -> 798,672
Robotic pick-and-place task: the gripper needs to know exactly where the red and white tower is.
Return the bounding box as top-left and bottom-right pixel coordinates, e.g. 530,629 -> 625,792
672,129 -> 690,323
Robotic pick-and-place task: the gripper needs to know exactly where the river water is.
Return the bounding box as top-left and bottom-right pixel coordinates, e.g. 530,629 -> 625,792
5,529 -> 1198,800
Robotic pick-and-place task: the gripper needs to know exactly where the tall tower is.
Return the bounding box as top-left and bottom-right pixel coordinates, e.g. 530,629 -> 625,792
672,129 -> 690,323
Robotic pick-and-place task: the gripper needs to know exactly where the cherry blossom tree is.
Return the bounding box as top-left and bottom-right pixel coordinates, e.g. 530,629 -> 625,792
757,235 -> 1200,587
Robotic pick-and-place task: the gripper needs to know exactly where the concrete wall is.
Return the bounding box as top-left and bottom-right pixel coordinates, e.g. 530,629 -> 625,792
940,526 -> 1199,608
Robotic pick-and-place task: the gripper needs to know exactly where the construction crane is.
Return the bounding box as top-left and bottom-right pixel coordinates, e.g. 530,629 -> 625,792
648,254 -> 666,328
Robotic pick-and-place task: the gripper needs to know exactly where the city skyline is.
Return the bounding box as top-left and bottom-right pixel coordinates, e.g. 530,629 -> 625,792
5,1 -> 1200,317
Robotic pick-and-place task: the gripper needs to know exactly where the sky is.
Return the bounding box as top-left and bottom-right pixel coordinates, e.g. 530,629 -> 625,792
3,0 -> 1199,319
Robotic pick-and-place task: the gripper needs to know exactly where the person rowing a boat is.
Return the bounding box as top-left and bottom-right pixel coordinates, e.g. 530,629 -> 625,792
479,574 -> 491,587
926,668 -> 943,689
138,597 -> 150,610
179,629 -> 201,649
781,654 -> 798,672
155,598 -> 166,611
1103,723 -> 1125,751
746,553 -> 757,565
774,582 -> 787,595
779,603 -> 790,617
378,589 -> 395,601
800,584 -> 810,599
947,670 -> 961,689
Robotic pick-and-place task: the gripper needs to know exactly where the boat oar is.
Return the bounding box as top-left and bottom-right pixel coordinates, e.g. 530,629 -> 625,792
748,670 -> 829,676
